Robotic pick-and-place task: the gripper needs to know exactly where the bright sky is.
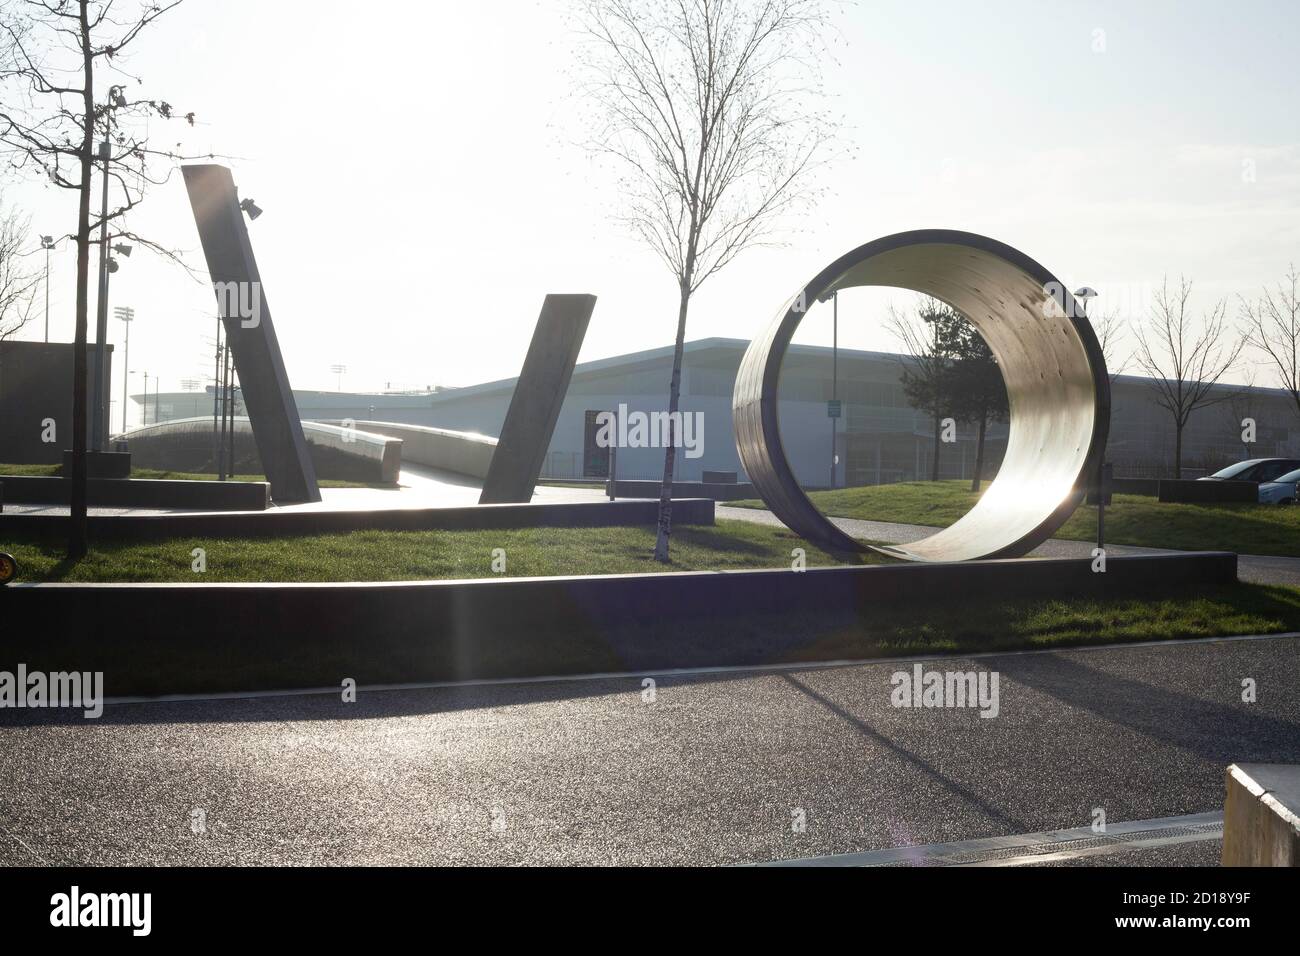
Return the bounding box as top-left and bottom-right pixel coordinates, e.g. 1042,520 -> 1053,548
5,0 -> 1298,420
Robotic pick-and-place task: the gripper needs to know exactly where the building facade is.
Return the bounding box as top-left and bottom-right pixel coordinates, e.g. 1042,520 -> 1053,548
136,338 -> 1300,487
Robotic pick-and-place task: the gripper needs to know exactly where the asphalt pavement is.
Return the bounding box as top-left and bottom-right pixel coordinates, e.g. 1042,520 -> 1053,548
2,634 -> 1296,866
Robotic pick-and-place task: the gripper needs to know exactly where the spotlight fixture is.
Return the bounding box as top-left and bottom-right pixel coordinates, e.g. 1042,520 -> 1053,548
239,198 -> 263,220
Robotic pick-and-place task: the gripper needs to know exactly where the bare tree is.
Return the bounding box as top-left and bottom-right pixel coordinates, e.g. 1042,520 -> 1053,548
579,0 -> 836,561
0,198 -> 38,341
1221,365 -> 1261,461
885,298 -> 962,481
1092,308 -> 1130,379
1240,264 -> 1300,421
1131,276 -> 1245,478
0,0 -> 201,558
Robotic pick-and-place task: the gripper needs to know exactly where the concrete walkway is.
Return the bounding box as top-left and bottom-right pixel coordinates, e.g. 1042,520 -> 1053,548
716,505 -> 1300,587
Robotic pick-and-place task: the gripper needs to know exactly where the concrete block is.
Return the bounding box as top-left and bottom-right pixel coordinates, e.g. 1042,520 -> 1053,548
1222,763 -> 1300,866
1159,479 -> 1256,503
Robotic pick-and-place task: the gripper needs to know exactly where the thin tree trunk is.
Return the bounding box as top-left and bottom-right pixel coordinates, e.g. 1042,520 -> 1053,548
653,281 -> 691,562
68,0 -> 93,559
930,417 -> 941,481
1174,424 -> 1183,480
970,415 -> 987,493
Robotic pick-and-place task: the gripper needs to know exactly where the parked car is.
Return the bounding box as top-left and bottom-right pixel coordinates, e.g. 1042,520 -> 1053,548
1259,467 -> 1300,505
1199,458 -> 1300,484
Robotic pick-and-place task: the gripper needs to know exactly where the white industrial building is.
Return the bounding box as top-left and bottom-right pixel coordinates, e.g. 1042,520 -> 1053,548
138,338 -> 1300,487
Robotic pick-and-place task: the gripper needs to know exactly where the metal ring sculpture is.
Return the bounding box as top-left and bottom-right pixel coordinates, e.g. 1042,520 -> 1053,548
733,229 -> 1110,562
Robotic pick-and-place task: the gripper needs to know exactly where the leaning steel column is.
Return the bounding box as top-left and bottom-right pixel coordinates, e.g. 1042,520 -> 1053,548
182,164 -> 321,503
479,294 -> 596,504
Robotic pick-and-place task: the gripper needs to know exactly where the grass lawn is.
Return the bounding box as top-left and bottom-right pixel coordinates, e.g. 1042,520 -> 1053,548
0,462 -> 385,489
0,518 -> 865,583
1,517 -> 1297,652
808,583 -> 1300,657
731,479 -> 1300,557
3,518 -> 1296,694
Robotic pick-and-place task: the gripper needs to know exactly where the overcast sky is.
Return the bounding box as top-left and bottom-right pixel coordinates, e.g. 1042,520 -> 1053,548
5,0 -> 1298,421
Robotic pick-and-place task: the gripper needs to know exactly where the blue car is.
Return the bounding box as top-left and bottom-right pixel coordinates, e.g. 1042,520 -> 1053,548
1259,468 -> 1300,505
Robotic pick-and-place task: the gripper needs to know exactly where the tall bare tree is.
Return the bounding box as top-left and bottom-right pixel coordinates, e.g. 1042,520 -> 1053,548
580,0 -> 836,561
1132,276 -> 1245,478
0,0 -> 200,558
886,298 -> 963,482
0,198 -> 38,341
1222,365 -> 1261,461
1092,308 -> 1130,380
1240,264 -> 1300,421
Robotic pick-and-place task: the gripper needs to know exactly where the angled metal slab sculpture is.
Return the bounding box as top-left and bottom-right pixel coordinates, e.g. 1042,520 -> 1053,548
183,164 -> 321,503
479,294 -> 596,504
733,229 -> 1110,562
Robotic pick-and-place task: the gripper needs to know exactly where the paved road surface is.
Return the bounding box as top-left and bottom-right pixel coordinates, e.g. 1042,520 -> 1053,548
2,635 -> 1296,866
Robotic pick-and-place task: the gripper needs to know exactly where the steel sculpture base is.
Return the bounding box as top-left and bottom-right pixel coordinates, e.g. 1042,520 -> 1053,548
733,229 -> 1110,562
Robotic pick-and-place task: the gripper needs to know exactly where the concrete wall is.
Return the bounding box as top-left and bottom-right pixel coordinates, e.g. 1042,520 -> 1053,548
2,551 -> 1235,695
0,341 -> 113,464
346,421 -> 496,479
120,417 -> 401,485
0,474 -> 269,511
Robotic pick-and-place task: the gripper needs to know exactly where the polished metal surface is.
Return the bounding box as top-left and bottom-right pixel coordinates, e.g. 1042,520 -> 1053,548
733,229 -> 1110,562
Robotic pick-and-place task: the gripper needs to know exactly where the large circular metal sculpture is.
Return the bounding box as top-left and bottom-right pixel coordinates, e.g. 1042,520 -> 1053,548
733,229 -> 1110,563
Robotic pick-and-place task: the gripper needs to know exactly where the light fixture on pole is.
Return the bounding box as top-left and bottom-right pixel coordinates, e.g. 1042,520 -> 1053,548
330,364 -> 347,392
239,197 -> 263,220
40,235 -> 56,343
114,305 -> 134,435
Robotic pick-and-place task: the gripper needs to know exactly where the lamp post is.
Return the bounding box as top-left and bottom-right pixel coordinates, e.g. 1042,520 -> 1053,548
89,240 -> 131,447
331,364 -> 347,392
115,305 -> 134,435
818,290 -> 839,489
40,235 -> 55,342
131,370 -> 148,426
90,85 -> 128,451
1074,285 -> 1103,550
